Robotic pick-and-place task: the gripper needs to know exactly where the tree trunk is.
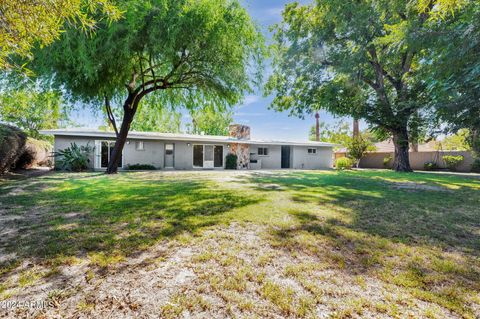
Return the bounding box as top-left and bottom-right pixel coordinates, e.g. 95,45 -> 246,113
106,94 -> 137,174
471,127 -> 480,158
392,129 -> 413,172
315,112 -> 320,141
353,118 -> 360,138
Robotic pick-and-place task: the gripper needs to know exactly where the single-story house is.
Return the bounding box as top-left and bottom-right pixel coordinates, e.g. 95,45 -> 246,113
41,124 -> 335,170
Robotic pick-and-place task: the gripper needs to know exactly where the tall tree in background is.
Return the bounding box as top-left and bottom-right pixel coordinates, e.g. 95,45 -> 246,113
32,0 -> 265,173
187,106 -> 234,136
104,95 -> 182,133
425,1 -> 480,156
0,87 -> 66,140
130,106 -> 182,133
267,0 -> 454,171
0,0 -> 121,72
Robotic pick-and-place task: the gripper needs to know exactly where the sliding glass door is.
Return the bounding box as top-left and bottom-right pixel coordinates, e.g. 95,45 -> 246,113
193,145 -> 223,169
95,141 -> 122,169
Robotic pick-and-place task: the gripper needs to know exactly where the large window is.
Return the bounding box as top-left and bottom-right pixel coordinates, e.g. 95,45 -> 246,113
258,147 -> 269,156
193,145 -> 224,168
100,141 -> 122,168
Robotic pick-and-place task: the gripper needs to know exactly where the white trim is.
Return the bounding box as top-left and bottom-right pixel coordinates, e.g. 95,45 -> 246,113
40,129 -> 337,147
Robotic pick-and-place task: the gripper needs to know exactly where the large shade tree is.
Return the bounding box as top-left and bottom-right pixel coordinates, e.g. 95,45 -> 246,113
31,0 -> 265,173
187,106 -> 234,136
267,0 -> 454,171
0,87 -> 65,140
425,1 -> 480,156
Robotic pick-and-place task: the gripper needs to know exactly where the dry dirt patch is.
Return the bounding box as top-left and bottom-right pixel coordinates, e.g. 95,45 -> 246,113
1,223 -> 464,319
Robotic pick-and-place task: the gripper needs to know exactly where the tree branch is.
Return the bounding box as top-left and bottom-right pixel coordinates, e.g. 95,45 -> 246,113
104,94 -> 119,137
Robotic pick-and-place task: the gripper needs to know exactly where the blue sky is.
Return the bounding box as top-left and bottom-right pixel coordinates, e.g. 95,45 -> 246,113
71,0 -> 357,141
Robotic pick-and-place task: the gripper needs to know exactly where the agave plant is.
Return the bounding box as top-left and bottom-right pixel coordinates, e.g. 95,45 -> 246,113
55,143 -> 94,172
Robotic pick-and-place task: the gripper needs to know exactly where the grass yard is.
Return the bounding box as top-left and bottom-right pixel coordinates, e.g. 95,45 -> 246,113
0,170 -> 479,318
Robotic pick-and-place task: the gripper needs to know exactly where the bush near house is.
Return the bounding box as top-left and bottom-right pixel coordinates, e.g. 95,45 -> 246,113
424,161 -> 438,171
55,143 -> 94,172
383,155 -> 393,168
335,157 -> 353,170
442,155 -> 464,171
225,153 -> 238,170
127,164 -> 156,170
0,124 -> 27,174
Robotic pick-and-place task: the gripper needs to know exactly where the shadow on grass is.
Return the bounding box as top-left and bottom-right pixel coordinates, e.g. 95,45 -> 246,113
0,174 -> 261,268
248,169 -> 480,317
245,170 -> 480,254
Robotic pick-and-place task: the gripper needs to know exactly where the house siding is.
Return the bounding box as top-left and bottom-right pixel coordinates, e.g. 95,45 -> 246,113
53,135 -> 333,170
292,146 -> 333,169
253,145 -> 282,169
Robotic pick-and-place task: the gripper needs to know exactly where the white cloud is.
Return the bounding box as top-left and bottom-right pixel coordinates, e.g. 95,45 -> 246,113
234,112 -> 266,117
241,95 -> 260,107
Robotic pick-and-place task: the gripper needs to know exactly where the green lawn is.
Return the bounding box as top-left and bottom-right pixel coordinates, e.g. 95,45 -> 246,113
0,170 -> 479,318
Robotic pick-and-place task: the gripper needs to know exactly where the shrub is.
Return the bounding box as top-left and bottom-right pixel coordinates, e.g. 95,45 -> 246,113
14,147 -> 36,169
346,136 -> 375,168
13,138 -> 53,169
424,161 -> 438,171
55,143 -> 94,171
127,164 -> 156,170
472,158 -> 480,173
383,155 -> 393,168
442,155 -> 464,171
225,153 -> 238,169
0,124 -> 27,174
26,138 -> 53,167
335,157 -> 353,170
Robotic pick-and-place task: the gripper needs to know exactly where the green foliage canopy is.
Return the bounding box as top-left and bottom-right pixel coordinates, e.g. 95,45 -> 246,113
266,0 -> 455,171
31,0 -> 265,172
0,0 -> 121,71
32,0 -> 265,109
187,106 -> 234,136
424,1 -> 480,155
0,88 -> 65,140
129,96 -> 182,133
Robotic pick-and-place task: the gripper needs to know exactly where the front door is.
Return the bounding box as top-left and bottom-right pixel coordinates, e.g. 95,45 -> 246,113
214,145 -> 223,168
165,143 -> 174,168
281,146 -> 291,169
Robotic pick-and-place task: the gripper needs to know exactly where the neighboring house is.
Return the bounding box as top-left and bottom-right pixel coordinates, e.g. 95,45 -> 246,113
41,125 -> 335,170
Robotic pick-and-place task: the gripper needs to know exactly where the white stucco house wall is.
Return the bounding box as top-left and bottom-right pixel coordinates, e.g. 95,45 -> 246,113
40,125 -> 335,170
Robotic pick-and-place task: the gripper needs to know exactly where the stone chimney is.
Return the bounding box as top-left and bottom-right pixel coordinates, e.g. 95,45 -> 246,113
228,124 -> 250,169
229,124 -> 251,140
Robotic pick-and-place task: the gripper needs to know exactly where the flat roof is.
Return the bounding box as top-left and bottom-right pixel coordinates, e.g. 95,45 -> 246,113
40,129 -> 336,147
